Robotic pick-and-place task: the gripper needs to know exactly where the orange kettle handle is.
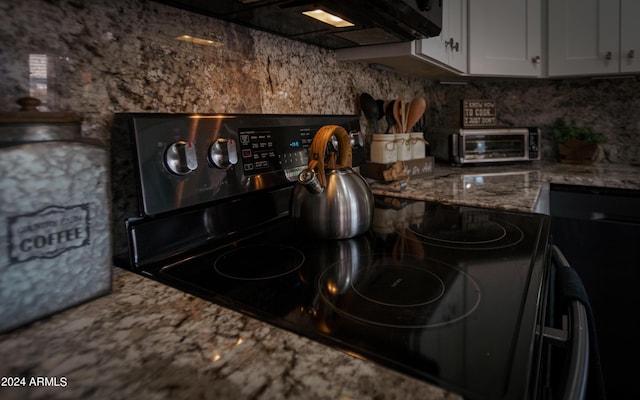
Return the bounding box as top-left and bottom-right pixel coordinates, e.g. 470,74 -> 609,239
308,125 -> 353,188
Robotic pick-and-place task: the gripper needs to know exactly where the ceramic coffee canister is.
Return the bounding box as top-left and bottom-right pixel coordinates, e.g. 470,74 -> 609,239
370,133 -> 397,164
395,133 -> 411,161
410,132 -> 426,159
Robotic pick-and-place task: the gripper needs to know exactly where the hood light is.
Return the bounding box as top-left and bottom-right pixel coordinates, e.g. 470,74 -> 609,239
302,9 -> 354,28
175,35 -> 223,47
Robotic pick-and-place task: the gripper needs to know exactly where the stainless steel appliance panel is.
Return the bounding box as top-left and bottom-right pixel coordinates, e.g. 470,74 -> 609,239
112,114 -> 361,217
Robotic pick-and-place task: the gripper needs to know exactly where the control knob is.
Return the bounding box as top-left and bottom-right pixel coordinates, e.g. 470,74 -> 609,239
209,138 -> 238,169
164,141 -> 198,175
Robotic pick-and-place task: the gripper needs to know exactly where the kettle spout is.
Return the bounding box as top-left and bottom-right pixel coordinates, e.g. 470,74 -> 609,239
297,169 -> 324,194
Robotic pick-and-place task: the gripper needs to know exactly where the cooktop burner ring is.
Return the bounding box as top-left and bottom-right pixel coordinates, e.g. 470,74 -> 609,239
352,266 -> 445,307
397,219 -> 524,250
214,244 -> 305,281
415,220 -> 507,244
317,254 -> 481,328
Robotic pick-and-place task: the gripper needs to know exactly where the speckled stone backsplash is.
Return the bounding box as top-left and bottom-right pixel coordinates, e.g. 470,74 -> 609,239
1,0 -> 639,164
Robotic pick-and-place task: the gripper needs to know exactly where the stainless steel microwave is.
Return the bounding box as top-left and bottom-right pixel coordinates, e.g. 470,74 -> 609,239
427,127 -> 541,165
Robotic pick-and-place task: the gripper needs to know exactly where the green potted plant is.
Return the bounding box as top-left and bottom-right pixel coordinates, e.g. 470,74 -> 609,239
549,117 -> 606,164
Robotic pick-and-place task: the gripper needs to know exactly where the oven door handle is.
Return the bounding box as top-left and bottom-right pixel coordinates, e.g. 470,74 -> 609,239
542,245 -> 590,400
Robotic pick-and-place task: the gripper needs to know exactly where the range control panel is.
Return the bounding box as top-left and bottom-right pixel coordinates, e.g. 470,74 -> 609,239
238,126 -> 314,175
113,114 -> 361,216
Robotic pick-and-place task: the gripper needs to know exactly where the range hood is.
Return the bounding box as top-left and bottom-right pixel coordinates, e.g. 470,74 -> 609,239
154,0 -> 442,49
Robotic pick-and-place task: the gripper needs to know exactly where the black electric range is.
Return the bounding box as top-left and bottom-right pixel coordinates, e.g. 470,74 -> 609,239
111,114 -> 552,400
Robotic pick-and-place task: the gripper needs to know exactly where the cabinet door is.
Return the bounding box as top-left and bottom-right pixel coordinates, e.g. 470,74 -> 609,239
416,0 -> 467,73
621,0 -> 640,73
468,0 -> 542,77
547,0 -> 619,76
446,0 -> 467,73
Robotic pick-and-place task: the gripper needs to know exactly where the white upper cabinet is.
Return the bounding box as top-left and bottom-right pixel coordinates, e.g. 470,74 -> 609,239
547,0 -> 640,76
415,0 -> 468,74
468,0 -> 542,77
620,0 -> 640,73
335,0 -> 640,79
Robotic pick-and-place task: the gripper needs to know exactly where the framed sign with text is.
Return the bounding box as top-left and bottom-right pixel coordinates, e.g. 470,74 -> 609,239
462,100 -> 497,127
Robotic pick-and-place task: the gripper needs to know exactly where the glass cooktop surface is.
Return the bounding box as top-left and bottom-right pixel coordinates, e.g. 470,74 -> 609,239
145,198 -> 550,400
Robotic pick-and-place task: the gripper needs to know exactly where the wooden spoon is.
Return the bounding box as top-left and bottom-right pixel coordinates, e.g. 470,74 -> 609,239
401,100 -> 408,134
406,97 -> 427,132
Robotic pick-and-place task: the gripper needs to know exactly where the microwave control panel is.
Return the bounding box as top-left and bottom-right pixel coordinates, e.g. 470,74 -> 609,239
527,127 -> 540,160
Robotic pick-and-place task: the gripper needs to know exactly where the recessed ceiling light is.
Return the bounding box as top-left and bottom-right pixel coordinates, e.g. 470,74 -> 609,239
175,35 -> 223,47
302,9 -> 354,28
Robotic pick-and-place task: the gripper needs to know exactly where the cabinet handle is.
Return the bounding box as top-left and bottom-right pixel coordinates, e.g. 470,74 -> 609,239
628,50 -> 635,59
445,38 -> 460,52
605,51 -> 612,60
532,56 -> 541,64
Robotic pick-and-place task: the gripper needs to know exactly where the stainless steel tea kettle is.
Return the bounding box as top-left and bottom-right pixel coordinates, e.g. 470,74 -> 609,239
290,125 -> 374,239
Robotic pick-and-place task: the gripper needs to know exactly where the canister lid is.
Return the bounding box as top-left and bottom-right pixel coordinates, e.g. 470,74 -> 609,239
0,97 -> 83,143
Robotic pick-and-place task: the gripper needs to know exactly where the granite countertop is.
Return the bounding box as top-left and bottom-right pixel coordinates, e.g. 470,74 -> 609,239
0,269 -> 460,400
2,161 -> 638,400
370,161 -> 640,212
